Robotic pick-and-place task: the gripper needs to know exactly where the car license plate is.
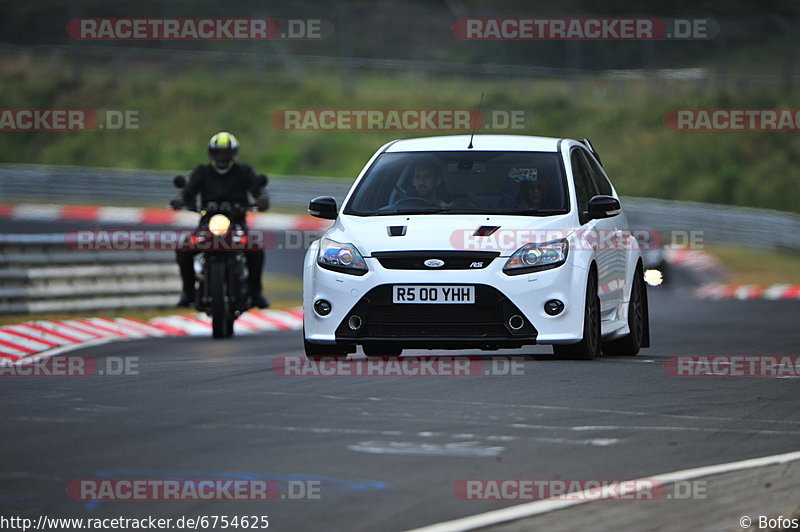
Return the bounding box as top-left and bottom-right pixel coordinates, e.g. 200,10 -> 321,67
392,285 -> 475,304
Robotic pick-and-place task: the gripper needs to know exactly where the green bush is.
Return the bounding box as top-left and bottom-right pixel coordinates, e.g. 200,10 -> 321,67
1,58 -> 798,213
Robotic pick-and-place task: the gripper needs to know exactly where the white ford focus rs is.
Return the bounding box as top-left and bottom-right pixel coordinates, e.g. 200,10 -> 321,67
302,135 -> 649,360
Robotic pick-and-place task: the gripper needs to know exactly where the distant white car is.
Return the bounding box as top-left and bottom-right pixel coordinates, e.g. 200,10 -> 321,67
302,135 -> 649,360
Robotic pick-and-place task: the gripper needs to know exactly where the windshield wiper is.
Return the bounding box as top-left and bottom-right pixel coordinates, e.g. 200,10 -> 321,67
434,208 -> 497,214
381,207 -> 504,215
498,208 -> 567,216
377,208 -> 449,215
365,207 -> 566,216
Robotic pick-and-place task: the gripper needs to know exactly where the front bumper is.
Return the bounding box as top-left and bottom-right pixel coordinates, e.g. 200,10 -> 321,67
333,284 -> 536,349
304,252 -> 589,348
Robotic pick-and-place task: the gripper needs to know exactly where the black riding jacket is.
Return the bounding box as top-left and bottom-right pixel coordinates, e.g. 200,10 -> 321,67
182,163 -> 267,219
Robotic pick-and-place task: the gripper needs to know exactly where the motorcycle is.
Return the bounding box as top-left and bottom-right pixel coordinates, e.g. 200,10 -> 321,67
171,175 -> 267,339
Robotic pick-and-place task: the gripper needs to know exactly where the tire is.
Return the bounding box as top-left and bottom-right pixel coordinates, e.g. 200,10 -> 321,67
553,271 -> 601,360
303,326 -> 348,360
603,265 -> 647,356
210,262 -> 232,339
363,343 -> 402,358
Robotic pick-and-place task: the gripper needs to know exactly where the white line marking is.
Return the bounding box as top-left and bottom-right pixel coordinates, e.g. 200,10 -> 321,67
526,436 -> 620,446
14,338 -> 116,363
404,449 -> 800,532
349,441 -> 505,458
255,390 -> 800,427
384,397 -> 800,426
512,423 -> 800,437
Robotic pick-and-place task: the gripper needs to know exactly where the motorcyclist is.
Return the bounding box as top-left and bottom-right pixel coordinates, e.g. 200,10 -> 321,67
174,132 -> 270,309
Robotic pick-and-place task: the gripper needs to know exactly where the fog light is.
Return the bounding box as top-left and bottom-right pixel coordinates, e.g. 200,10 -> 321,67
348,315 -> 363,331
544,299 -> 565,316
508,314 -> 525,331
314,299 -> 332,316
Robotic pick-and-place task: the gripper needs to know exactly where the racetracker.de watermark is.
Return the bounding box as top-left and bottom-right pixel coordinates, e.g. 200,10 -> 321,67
66,478 -> 321,501
453,18 -> 718,40
664,109 -> 800,131
0,356 -> 138,377
664,356 -> 800,377
272,356 -> 525,377
271,109 -> 526,131
454,479 -> 708,501
67,479 -> 278,501
64,229 -> 326,251
0,110 -> 139,131
67,18 -> 332,40
450,229 -> 703,252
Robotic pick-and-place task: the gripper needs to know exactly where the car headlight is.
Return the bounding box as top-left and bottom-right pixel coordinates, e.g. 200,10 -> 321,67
317,238 -> 368,276
644,268 -> 663,286
503,239 -> 568,276
208,214 -> 231,236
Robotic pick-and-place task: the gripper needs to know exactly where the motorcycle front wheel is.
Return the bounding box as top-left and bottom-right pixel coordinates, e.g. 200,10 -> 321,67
210,261 -> 233,339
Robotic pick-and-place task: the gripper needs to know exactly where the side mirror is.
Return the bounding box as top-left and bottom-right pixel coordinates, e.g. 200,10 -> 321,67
257,174 -> 268,188
173,175 -> 186,189
308,196 -> 338,220
587,195 -> 620,219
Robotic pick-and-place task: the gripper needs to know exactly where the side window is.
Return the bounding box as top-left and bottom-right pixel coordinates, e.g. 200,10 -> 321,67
584,151 -> 614,196
570,150 -> 598,222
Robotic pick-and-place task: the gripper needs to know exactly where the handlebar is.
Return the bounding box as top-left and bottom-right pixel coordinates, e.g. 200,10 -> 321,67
169,200 -> 262,213
170,174 -> 269,212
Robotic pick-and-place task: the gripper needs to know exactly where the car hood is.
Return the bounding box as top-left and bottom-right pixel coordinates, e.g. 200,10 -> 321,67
325,213 -> 576,257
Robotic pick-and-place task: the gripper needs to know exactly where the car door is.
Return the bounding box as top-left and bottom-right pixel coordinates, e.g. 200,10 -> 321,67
582,149 -> 627,308
570,148 -> 620,316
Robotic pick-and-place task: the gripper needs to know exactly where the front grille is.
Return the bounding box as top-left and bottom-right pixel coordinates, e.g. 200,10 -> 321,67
335,284 -> 536,340
370,305 -> 497,324
372,251 -> 499,270
368,323 -> 510,338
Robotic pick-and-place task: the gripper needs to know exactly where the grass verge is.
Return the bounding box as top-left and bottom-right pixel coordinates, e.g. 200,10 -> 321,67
704,245 -> 800,285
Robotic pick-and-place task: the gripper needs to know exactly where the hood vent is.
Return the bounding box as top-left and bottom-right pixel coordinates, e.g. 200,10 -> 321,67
387,226 -> 407,237
473,226 -> 500,237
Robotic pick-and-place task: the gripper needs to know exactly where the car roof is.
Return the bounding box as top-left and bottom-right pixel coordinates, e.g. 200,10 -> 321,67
384,135 -> 564,153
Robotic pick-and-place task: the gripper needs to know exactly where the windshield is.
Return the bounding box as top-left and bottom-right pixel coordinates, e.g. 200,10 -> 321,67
343,151 -> 569,216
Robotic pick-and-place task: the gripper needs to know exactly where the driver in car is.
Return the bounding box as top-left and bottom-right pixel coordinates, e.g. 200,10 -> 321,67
516,179 -> 548,210
409,162 -> 448,207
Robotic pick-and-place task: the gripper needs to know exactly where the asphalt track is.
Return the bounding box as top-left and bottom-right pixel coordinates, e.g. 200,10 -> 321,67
1,220 -> 799,531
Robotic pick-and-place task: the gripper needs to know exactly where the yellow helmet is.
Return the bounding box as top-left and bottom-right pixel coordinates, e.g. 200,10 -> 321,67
208,132 -> 239,172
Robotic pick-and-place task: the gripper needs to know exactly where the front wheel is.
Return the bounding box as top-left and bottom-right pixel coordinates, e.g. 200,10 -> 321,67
210,262 -> 233,339
603,265 -> 647,356
553,271 -> 601,360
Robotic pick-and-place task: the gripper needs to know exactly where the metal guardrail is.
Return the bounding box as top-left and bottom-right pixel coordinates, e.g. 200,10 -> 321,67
0,163 -> 355,210
1,163 -> 798,251
1,165 -> 798,314
0,233 -> 179,314
622,197 -> 800,253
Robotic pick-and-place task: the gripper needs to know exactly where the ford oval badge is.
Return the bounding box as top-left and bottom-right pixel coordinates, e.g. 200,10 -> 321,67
424,259 -> 445,268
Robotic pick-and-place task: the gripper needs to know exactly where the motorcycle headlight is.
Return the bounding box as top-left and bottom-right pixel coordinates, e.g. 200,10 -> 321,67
503,239 -> 568,276
208,214 -> 231,236
317,238 -> 368,276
